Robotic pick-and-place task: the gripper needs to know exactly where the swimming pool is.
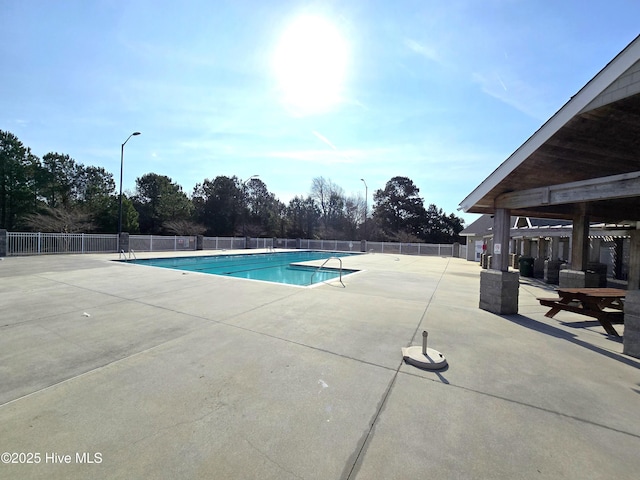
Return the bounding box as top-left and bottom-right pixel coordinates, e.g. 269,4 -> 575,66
126,251 -> 360,286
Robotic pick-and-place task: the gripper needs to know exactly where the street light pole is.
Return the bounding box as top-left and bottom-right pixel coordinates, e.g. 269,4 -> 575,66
118,132 -> 141,235
360,178 -> 368,241
242,175 -> 260,241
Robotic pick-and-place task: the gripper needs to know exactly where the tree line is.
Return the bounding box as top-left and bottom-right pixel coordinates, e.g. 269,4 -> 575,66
0,130 -> 465,243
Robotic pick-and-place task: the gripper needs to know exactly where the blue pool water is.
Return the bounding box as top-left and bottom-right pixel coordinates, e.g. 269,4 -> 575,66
127,251 -> 359,286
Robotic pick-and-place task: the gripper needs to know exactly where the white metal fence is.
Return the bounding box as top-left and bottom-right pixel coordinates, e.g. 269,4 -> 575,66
129,235 -> 196,252
7,232 -> 119,255
202,236 -> 246,250
5,232 -> 466,259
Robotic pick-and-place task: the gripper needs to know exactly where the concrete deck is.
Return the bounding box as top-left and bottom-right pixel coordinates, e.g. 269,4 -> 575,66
1,251 -> 639,479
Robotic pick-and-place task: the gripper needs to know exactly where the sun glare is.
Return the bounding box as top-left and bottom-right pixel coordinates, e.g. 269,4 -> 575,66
273,14 -> 348,115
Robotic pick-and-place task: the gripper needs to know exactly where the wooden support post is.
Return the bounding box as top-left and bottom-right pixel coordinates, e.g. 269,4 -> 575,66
629,230 -> 640,291
589,238 -> 601,263
537,237 -> 546,259
614,238 -> 624,280
551,237 -> 560,261
571,205 -> 589,271
492,208 -> 511,272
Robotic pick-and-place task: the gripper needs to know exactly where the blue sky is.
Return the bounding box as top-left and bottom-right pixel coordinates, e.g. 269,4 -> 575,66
2,0 -> 639,224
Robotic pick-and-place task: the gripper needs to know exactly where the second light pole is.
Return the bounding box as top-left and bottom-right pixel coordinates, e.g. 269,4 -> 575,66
360,178 -> 368,241
118,131 -> 141,235
242,175 -> 260,241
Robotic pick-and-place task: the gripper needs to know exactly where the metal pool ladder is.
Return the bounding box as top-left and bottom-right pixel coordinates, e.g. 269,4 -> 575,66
310,256 -> 345,287
119,249 -> 137,261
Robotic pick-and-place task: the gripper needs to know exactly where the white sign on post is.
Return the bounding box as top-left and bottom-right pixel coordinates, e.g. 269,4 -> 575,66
494,243 -> 502,254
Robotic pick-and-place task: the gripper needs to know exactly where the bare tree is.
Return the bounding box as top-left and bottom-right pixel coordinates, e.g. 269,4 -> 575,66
24,206 -> 94,233
162,219 -> 206,235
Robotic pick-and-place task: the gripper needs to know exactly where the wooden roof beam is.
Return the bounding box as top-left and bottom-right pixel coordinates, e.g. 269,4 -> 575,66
495,170 -> 640,209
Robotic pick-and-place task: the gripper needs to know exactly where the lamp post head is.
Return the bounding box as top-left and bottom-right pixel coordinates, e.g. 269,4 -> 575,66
132,132 -> 141,136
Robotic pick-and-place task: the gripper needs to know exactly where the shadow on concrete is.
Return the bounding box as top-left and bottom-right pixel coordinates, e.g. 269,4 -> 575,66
519,277 -> 558,293
502,313 -> 640,369
558,320 -> 625,333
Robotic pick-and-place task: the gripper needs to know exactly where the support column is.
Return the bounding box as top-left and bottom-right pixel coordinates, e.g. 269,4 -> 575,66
624,228 -> 640,358
624,290 -> 640,358
480,209 -> 519,314
571,206 -> 589,271
628,230 -> 640,291
534,237 -> 546,278
492,208 -> 510,272
614,238 -> 624,280
551,237 -> 560,260
544,236 -> 561,285
560,205 -> 594,288
589,238 -> 601,262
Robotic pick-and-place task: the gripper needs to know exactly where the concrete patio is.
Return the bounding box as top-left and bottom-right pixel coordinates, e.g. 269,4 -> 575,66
0,251 -> 638,479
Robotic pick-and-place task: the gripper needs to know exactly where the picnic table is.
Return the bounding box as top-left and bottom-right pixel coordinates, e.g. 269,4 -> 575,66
537,287 -> 625,337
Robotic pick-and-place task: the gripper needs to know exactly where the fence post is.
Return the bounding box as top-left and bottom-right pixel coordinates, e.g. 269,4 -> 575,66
150,235 -> 153,252
38,232 -> 41,254
0,229 -> 6,257
174,235 -> 177,251
119,232 -> 130,253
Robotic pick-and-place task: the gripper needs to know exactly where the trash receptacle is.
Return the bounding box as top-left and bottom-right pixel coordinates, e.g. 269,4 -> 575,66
518,257 -> 534,277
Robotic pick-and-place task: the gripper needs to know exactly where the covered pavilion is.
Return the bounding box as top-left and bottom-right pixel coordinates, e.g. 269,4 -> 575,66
459,34 -> 640,358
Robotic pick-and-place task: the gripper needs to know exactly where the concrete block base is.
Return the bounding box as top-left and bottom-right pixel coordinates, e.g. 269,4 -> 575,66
623,290 -> 640,358
533,258 -> 545,278
544,260 -> 562,285
480,270 -> 519,315
587,262 -> 608,287
559,270 -> 599,288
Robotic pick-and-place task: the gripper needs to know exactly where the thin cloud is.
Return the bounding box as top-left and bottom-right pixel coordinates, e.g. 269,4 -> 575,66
312,130 -> 339,150
403,37 -> 440,63
472,70 -> 554,120
267,149 -> 355,165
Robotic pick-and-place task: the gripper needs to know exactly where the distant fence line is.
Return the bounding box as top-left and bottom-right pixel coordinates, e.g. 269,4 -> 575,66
2,231 -> 467,259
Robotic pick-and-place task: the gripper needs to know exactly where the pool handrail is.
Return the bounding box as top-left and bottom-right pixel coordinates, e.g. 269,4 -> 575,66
310,256 -> 345,287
